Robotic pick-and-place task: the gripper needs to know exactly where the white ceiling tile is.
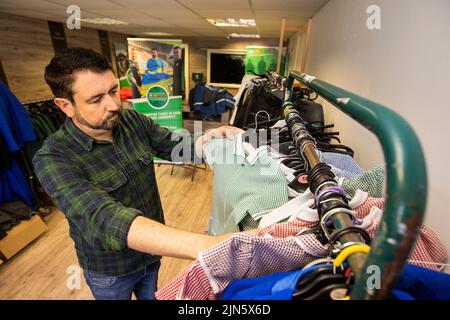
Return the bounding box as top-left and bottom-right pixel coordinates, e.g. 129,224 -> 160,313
178,0 -> 250,11
194,9 -> 254,18
0,0 -> 328,38
251,0 -> 328,12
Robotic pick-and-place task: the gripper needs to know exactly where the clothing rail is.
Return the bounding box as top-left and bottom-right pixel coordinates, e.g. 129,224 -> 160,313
21,98 -> 53,105
282,105 -> 369,277
283,70 -> 427,300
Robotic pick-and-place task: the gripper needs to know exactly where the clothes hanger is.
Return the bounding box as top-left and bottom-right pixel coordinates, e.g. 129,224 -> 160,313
293,245 -> 370,300
292,265 -> 350,300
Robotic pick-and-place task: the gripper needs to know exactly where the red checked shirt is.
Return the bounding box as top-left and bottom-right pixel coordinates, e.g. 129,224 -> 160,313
156,192 -> 446,300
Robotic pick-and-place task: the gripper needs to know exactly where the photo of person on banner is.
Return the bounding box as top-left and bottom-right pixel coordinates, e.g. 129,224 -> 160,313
168,46 -> 184,97
127,40 -> 178,97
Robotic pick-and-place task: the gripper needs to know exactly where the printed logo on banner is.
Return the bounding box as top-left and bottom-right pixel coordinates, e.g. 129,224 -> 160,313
146,85 -> 170,110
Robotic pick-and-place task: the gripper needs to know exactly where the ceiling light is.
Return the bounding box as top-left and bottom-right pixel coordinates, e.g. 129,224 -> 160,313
229,33 -> 260,38
80,17 -> 128,25
207,18 -> 256,27
143,32 -> 173,36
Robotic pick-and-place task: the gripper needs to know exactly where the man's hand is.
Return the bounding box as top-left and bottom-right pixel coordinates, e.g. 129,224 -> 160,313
195,126 -> 244,158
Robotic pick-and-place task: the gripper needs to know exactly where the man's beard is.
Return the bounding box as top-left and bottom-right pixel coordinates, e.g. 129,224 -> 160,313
74,109 -> 121,131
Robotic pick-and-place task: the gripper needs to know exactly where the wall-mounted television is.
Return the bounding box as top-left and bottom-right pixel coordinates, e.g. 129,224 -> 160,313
207,49 -> 246,88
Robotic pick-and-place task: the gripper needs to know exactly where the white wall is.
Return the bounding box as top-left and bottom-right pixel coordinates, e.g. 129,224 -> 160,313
301,0 -> 450,252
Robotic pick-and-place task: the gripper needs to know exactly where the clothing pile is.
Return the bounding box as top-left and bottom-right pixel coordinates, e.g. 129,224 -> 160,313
23,100 -> 66,168
0,201 -> 35,240
189,83 -> 235,121
156,72 -> 448,300
156,133 -> 448,300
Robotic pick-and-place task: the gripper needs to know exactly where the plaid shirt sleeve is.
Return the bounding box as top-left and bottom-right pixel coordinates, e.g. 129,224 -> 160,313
136,112 -> 198,163
33,151 -> 142,252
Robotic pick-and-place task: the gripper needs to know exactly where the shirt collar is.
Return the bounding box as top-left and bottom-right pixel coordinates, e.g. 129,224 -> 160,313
65,117 -> 95,152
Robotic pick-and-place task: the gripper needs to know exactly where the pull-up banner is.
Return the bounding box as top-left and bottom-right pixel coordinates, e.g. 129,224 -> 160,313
127,38 -> 183,132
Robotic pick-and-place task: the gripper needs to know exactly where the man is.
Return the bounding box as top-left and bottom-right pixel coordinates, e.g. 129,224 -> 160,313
33,47 -> 243,300
146,48 -> 164,75
170,46 -> 183,96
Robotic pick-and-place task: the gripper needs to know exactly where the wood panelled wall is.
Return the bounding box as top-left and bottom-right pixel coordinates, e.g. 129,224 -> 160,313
0,12 -> 125,103
65,27 -> 101,53
0,12 -> 55,103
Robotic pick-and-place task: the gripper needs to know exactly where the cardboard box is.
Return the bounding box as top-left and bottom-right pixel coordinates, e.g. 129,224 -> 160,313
0,215 -> 47,260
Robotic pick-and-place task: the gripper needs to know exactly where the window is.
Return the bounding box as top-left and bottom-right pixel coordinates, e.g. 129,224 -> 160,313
207,49 -> 246,88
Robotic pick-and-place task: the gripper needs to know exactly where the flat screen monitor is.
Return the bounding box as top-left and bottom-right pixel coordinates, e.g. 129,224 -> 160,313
207,49 -> 246,88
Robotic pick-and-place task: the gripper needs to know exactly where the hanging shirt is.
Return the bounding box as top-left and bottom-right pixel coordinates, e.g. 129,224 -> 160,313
257,189 -> 384,228
203,134 -> 289,235
317,151 -> 363,177
339,164 -> 385,198
156,187 -> 445,300
0,158 -> 35,208
0,81 -> 36,152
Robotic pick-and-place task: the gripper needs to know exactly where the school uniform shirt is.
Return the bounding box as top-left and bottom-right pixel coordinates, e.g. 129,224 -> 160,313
157,208 -> 378,300
339,164 -> 385,198
258,189 -> 384,228
156,189 -> 445,300
317,151 -> 363,178
203,135 -> 289,235
156,233 -> 327,300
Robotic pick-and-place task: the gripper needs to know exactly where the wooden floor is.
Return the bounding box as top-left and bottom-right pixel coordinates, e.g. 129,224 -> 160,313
0,164 -> 213,299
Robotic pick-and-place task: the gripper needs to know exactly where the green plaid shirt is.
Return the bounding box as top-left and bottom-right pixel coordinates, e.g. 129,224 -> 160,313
33,109 -> 195,276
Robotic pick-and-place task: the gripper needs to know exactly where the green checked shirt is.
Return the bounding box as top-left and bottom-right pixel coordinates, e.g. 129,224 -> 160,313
33,109 -> 195,276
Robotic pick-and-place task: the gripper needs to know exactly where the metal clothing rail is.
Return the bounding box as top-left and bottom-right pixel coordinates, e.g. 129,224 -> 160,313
282,106 -> 370,279
283,71 -> 427,300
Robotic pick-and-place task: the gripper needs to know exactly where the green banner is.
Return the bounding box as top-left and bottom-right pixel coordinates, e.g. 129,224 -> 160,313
245,46 -> 286,75
132,86 -> 183,132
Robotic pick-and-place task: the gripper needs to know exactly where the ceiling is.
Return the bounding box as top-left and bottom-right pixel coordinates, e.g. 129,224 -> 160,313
0,0 -> 328,38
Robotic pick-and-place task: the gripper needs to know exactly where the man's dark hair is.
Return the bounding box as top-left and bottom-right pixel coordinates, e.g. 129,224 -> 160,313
173,46 -> 181,50
44,47 -> 113,102
151,48 -> 158,51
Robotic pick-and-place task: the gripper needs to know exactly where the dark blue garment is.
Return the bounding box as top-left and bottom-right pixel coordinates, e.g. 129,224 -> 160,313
191,84 -> 206,113
221,264 -> 450,300
221,265 -> 324,300
392,264 -> 450,300
215,92 -> 235,114
0,158 -> 35,208
189,84 -> 234,118
0,81 -> 36,152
